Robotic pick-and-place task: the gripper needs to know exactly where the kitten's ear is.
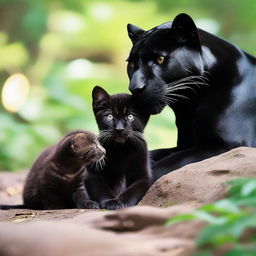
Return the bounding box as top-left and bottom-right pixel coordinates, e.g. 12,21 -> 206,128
171,13 -> 200,47
92,86 -> 110,108
127,24 -> 145,43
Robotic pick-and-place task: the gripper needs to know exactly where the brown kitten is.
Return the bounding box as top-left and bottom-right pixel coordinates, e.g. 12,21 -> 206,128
23,130 -> 105,210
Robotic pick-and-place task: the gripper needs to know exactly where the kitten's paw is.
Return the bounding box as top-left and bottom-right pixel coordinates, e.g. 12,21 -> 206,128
77,200 -> 100,209
100,199 -> 125,210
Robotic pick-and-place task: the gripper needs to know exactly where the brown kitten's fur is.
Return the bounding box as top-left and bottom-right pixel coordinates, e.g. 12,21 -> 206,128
23,130 -> 105,210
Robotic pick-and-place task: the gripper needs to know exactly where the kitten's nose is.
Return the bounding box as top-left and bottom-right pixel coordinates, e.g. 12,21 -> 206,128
131,87 -> 144,95
115,122 -> 124,132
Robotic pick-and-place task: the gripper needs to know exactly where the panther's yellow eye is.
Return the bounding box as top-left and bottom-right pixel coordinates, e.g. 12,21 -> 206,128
157,56 -> 165,65
130,62 -> 135,68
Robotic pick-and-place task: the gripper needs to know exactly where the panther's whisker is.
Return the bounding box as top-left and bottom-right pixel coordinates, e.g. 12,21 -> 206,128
166,75 -> 209,87
166,85 -> 197,92
167,81 -> 209,90
163,75 -> 211,106
163,97 -> 177,105
184,67 -> 194,74
165,94 -> 190,100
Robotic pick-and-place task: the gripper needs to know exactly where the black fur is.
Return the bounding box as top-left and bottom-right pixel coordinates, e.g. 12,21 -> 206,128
85,86 -> 152,210
127,13 -> 256,181
3,130 -> 105,210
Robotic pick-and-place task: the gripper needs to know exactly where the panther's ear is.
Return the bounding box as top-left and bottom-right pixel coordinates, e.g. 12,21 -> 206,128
92,86 -> 110,108
127,24 -> 145,43
171,13 -> 200,47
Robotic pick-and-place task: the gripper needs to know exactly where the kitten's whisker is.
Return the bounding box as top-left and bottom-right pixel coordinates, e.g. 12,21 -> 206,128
94,154 -> 106,171
133,131 -> 145,141
129,131 -> 145,151
98,157 -> 105,170
98,130 -> 112,145
128,134 -> 141,151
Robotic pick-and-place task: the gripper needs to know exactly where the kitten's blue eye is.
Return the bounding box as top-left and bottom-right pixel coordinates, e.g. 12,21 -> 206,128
107,114 -> 113,121
127,114 -> 134,122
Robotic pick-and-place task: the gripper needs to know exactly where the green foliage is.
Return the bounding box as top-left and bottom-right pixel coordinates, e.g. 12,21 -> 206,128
166,178 -> 256,255
1,0 -> 256,170
0,0 -> 176,171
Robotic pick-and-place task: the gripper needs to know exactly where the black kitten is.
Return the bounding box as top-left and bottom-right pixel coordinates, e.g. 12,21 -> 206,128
85,86 -> 152,210
23,130 -> 105,210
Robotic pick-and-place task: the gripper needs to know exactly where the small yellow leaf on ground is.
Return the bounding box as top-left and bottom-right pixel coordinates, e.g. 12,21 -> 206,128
5,185 -> 22,197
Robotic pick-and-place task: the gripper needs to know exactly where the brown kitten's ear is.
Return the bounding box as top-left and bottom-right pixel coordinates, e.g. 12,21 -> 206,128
92,86 -> 110,108
127,24 -> 145,43
171,13 -> 200,48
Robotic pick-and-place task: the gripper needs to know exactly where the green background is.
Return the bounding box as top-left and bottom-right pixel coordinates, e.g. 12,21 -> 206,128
0,0 -> 256,171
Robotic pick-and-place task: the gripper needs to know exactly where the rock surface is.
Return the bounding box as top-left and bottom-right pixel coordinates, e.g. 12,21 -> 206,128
0,205 -> 201,256
141,147 -> 256,207
1,147 -> 256,256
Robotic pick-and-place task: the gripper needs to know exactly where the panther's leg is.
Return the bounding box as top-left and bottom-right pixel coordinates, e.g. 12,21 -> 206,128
152,146 -> 228,182
150,147 -> 180,163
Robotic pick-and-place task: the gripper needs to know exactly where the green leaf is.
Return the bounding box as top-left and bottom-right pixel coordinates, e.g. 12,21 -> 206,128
235,197 -> 256,207
241,180 -> 256,196
197,224 -> 236,246
192,251 -> 213,256
165,214 -> 196,226
194,210 -> 228,225
227,178 -> 256,198
224,247 -> 256,256
214,199 -> 240,213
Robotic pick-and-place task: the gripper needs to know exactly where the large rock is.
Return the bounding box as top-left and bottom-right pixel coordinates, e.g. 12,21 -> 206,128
0,205 -> 200,256
140,147 -> 256,207
1,147 -> 256,256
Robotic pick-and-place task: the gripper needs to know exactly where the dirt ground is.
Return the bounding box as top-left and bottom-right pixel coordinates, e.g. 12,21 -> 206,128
1,147 -> 256,256
0,171 -> 100,222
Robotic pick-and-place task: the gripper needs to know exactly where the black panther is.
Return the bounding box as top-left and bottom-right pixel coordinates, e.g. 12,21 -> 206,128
127,13 -> 256,181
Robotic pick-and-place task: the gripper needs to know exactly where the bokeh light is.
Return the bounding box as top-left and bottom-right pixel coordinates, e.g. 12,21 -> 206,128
0,0 -> 256,171
1,74 -> 30,113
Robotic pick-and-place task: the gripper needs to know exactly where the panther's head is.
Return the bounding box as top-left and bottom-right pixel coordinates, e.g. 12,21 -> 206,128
127,13 -> 204,114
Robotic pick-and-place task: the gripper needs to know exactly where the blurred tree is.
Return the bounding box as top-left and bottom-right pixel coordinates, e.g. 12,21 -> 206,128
0,0 -> 255,171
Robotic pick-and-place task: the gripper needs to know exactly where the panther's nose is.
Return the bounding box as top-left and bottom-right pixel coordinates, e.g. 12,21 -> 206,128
129,70 -> 145,95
